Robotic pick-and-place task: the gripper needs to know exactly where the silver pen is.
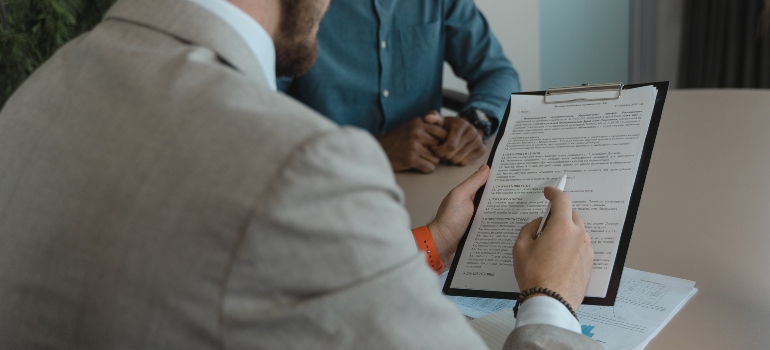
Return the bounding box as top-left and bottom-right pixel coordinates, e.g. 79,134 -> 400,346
536,174 -> 568,237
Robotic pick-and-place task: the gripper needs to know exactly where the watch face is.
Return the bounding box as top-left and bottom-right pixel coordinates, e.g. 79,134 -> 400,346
461,108 -> 493,138
474,108 -> 490,122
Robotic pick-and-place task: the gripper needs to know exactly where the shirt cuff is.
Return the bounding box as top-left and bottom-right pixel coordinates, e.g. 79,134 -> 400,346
514,296 -> 582,334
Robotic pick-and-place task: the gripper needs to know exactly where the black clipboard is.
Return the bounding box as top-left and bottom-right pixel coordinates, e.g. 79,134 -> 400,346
443,81 -> 669,306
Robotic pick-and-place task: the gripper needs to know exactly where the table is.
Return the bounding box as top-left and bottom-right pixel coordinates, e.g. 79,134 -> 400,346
396,89 -> 770,349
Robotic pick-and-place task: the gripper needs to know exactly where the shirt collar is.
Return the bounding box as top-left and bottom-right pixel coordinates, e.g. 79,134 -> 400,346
186,0 -> 277,91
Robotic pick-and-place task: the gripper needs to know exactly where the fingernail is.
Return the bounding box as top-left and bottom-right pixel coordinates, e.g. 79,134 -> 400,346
478,164 -> 486,171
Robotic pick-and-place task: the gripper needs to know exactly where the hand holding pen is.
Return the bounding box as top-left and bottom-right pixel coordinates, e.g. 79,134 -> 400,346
513,182 -> 594,310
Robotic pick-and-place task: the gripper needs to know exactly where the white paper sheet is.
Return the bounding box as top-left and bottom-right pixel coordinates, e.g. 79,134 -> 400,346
467,268 -> 697,350
449,86 -> 658,298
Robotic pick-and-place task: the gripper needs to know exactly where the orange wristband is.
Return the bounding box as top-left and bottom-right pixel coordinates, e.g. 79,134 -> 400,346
412,226 -> 444,273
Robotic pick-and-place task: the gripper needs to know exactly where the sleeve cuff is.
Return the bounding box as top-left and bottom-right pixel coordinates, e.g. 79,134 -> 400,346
514,296 -> 582,334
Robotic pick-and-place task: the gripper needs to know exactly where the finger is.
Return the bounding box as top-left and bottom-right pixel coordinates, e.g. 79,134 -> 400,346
415,144 -> 440,165
424,111 -> 444,126
422,123 -> 449,141
412,156 -> 438,173
543,186 -> 573,224
436,121 -> 464,157
457,146 -> 486,166
417,130 -> 443,147
448,133 -> 484,165
516,218 -> 541,245
441,121 -> 477,159
410,123 -> 445,147
440,134 -> 466,160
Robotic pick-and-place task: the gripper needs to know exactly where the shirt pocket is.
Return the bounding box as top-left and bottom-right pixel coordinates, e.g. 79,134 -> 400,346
396,20 -> 443,93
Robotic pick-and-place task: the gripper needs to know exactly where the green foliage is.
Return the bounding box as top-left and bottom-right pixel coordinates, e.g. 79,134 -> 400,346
0,0 -> 117,108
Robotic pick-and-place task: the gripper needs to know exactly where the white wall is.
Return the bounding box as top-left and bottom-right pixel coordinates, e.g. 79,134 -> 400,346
540,0 -> 630,89
442,0 -> 541,93
443,0 -> 632,94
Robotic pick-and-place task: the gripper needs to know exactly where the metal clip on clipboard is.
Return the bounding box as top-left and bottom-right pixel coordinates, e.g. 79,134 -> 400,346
544,82 -> 624,104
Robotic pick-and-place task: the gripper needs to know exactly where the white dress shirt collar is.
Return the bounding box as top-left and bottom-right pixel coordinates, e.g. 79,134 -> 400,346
186,0 -> 277,91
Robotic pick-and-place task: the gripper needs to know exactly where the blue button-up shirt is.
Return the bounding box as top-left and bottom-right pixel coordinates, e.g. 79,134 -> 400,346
279,0 -> 520,135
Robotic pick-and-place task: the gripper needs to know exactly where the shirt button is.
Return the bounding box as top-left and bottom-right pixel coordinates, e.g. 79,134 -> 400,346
383,89 -> 390,98
381,40 -> 387,49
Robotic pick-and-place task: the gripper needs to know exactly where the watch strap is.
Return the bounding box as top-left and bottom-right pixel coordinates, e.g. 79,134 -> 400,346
412,226 -> 444,273
459,107 -> 497,140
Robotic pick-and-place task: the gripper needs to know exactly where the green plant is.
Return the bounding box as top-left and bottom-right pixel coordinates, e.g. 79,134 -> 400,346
0,0 -> 116,109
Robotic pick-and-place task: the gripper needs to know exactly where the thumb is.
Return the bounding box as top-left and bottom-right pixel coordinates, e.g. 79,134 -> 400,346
454,164 -> 490,197
543,186 -> 573,224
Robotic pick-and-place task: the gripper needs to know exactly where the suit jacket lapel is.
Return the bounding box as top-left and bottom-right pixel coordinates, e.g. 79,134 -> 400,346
104,0 -> 268,85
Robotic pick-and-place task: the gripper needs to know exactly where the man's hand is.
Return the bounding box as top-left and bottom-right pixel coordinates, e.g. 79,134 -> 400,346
376,115 -> 447,173
431,112 -> 486,166
513,187 -> 594,309
427,164 -> 490,268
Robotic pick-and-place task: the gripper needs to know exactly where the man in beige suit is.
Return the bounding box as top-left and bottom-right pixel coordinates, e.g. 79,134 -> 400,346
0,0 -> 600,348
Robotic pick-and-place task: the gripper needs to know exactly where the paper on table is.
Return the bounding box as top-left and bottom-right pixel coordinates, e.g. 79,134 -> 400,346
439,270 -> 517,319
577,268 -> 697,349
468,268 -> 696,350
450,86 -> 658,298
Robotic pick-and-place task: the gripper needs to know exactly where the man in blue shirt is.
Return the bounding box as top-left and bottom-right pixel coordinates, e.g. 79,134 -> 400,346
280,0 -> 520,173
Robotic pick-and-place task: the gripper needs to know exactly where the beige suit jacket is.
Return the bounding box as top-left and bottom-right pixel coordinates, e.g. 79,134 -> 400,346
0,0 -> 600,348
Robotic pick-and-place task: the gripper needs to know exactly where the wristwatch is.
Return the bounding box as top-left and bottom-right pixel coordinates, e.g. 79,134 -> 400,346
459,107 -> 497,141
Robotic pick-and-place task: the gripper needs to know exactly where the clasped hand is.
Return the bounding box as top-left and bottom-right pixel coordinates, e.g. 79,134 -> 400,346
376,111 -> 486,173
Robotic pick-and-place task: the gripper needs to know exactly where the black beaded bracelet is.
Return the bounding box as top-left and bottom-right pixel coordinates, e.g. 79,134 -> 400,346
512,287 -> 578,320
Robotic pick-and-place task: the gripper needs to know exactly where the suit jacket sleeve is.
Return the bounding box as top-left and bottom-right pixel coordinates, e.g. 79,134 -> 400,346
443,0 -> 521,126
221,127 -> 489,349
506,324 -> 603,350
221,126 -> 598,349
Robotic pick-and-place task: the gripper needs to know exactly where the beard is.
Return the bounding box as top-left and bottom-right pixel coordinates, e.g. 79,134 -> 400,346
274,0 -> 324,77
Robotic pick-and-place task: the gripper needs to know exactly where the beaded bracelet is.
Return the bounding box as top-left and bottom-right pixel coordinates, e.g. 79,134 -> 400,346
512,287 -> 578,320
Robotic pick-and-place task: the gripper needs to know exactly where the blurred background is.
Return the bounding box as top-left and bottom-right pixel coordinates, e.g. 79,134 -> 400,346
2,0 -> 769,108
443,0 -> 770,92
0,0 -> 116,106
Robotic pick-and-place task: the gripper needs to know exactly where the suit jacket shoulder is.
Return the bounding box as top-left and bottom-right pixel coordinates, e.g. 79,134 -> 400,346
0,0 -> 351,347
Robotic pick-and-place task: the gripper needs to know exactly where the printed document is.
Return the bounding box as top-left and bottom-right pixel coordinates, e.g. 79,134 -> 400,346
467,268 -> 697,350
448,86 -> 658,298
